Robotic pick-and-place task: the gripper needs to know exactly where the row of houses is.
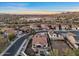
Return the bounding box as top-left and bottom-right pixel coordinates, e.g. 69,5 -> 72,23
29,24 -> 79,31
19,17 -> 42,22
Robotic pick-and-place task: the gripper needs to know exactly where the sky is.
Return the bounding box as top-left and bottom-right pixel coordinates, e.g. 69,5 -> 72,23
0,2 -> 79,14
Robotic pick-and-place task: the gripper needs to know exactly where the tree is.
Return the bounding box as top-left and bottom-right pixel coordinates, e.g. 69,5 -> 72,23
8,33 -> 16,41
31,29 -> 36,35
0,34 -> 8,53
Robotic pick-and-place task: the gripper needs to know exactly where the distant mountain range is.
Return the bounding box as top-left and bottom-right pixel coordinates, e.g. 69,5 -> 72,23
0,11 -> 79,17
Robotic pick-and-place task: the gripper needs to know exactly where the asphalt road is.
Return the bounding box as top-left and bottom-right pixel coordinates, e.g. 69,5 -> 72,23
2,34 -> 30,56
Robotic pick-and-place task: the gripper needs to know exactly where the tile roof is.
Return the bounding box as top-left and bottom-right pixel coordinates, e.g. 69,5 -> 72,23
32,33 -> 48,45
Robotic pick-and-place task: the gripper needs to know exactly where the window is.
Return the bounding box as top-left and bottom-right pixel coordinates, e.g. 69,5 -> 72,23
37,45 -> 41,48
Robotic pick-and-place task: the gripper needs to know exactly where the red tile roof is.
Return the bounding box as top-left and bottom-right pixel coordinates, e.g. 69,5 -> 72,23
32,33 -> 48,45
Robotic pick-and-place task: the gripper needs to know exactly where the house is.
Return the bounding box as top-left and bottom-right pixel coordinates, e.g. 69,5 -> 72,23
41,24 -> 49,30
51,25 -> 56,30
32,33 -> 48,52
20,26 -> 31,32
29,24 -> 39,30
26,17 -> 41,22
71,25 -> 79,30
48,30 -> 64,40
66,33 -> 78,49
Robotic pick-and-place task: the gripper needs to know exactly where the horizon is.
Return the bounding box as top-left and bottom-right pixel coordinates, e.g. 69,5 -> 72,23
0,2 -> 79,14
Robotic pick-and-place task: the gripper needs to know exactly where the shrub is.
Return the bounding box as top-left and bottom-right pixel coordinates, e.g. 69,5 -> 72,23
49,49 -> 59,56
49,48 -> 75,56
74,49 -> 79,56
63,48 -> 75,56
8,33 -> 16,41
